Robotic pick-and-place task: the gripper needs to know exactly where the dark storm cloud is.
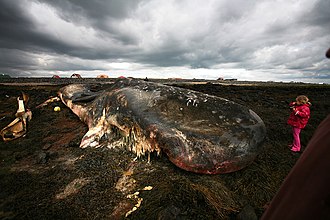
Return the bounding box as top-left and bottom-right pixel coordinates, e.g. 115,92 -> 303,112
0,0 -> 252,70
0,0 -> 137,60
1,1 -> 47,48
37,0 -> 145,45
306,0 -> 330,26
0,0 -> 329,82
41,0 -> 141,20
0,0 -> 86,60
0,0 -> 37,49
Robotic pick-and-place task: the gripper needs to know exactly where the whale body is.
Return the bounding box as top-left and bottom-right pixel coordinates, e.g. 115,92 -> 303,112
58,79 -> 266,174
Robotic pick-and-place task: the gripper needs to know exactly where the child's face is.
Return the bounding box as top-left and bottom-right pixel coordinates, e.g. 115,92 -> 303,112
296,98 -> 302,105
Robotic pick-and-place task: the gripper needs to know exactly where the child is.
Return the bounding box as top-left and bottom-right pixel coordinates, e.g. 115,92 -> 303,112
287,95 -> 311,152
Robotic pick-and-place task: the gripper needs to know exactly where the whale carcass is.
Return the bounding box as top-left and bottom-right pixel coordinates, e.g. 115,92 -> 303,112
58,79 -> 266,174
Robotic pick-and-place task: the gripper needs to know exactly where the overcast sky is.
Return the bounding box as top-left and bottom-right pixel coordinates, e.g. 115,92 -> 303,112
0,0 -> 329,83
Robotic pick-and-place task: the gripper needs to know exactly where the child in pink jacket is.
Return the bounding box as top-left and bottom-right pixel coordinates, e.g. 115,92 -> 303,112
287,95 -> 311,152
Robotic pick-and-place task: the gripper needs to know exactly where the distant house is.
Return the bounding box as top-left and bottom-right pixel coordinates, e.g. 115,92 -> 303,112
52,75 -> 60,78
97,74 -> 109,78
217,77 -> 224,81
71,73 -> 82,78
118,76 -> 126,79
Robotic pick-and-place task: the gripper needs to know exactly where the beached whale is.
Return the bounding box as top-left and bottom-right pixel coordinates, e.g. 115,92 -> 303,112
58,79 -> 266,174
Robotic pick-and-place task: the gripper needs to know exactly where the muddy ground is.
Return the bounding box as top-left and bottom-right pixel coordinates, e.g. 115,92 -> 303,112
0,79 -> 329,219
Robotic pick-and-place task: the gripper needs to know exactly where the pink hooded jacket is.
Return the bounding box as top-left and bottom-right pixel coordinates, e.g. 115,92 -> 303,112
287,102 -> 311,129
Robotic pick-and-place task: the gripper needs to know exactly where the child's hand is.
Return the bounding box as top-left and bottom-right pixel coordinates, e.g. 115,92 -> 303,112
289,102 -> 296,108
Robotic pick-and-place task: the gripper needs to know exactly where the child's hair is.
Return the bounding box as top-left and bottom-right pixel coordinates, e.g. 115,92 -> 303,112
296,95 -> 309,104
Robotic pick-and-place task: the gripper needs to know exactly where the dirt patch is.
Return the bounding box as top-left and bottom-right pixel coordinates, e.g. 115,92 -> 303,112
0,80 -> 329,219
